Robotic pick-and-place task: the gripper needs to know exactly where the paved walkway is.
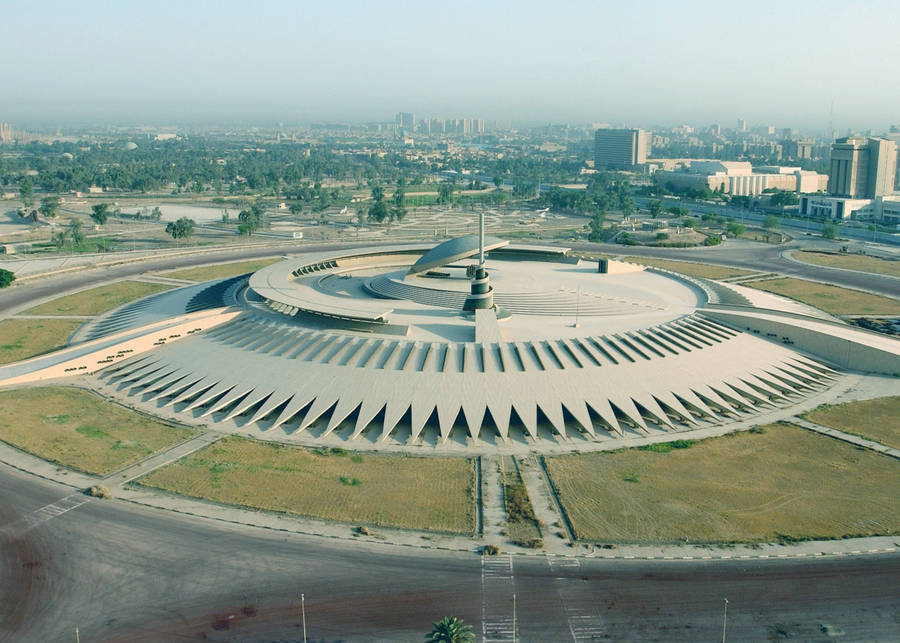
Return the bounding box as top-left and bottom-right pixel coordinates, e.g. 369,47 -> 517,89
516,457 -> 570,545
790,416 -> 900,459
102,431 -> 223,489
480,456 -> 507,547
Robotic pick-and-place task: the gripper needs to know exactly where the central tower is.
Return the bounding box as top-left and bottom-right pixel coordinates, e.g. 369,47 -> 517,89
463,211 -> 494,311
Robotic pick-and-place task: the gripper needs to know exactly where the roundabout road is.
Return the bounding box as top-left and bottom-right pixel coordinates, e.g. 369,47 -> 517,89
1,464 -> 899,641
2,238 -> 899,641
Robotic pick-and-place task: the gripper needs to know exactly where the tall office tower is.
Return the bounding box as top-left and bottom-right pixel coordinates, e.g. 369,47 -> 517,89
0,122 -> 12,143
395,112 -> 416,132
476,118 -> 485,134
593,129 -> 650,170
829,137 -> 898,198
737,118 -> 747,132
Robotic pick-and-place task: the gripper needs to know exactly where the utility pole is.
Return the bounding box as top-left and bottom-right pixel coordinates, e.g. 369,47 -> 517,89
722,597 -> 728,643
74,627 -> 80,643
512,592 -> 517,643
300,594 -> 307,643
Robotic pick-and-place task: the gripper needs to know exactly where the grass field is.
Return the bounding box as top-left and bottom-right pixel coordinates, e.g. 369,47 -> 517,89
22,281 -> 173,316
623,257 -> 753,280
0,387 -> 195,475
793,250 -> 900,279
161,258 -> 282,282
805,396 -> 900,450
747,277 -> 900,315
140,437 -> 475,533
500,457 -> 542,546
544,424 -> 899,544
0,318 -> 83,365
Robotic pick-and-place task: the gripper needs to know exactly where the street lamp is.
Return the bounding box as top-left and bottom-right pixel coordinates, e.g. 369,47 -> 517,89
722,598 -> 728,643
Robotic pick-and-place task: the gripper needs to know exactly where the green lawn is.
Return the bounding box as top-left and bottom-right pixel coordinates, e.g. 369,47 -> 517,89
140,437 -> 476,533
161,258 -> 282,282
0,387 -> 195,475
805,396 -> 900,450
0,318 -> 83,365
545,424 -> 899,544
747,277 -> 900,315
22,281 -> 173,316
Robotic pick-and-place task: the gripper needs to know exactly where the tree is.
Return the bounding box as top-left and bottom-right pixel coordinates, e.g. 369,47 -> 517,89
437,182 -> 454,205
762,214 -> 780,230
51,229 -> 68,249
648,199 -> 663,218
165,217 -> 195,240
150,206 -> 163,221
19,182 -> 34,209
426,616 -> 474,643
368,186 -> 389,223
726,221 -> 746,237
588,211 -> 605,242
0,268 -> 14,288
238,207 -> 262,235
67,219 -> 85,246
493,175 -> 503,189
39,196 -> 61,218
90,203 -> 110,226
822,223 -> 839,240
682,217 -> 697,229
391,177 -> 407,222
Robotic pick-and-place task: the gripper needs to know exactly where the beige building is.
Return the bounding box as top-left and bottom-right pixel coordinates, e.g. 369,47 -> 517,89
829,137 -> 897,198
594,128 -> 650,170
654,161 -> 828,196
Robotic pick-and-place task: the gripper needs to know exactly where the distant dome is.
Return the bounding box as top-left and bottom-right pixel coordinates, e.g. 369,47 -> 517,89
60,152 -> 74,160
124,142 -> 138,150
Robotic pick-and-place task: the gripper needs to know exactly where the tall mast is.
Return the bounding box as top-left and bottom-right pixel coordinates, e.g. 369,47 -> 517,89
479,210 -> 485,266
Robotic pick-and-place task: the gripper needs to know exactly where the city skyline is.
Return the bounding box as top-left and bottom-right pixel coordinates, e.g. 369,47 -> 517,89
2,0 -> 899,130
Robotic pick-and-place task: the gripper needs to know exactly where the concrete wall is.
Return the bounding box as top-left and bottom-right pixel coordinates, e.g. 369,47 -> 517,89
700,307 -> 900,375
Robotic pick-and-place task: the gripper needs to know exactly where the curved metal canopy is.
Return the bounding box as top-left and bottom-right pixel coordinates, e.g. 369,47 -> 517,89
408,235 -> 509,274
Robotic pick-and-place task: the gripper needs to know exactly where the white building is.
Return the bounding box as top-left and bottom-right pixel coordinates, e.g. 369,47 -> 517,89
654,161 -> 828,196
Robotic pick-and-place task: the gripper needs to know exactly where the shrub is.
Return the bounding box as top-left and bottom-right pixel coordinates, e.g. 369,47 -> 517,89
623,473 -> 640,483
0,268 -> 14,288
515,538 -> 544,549
340,476 -> 361,486
482,544 -> 501,555
504,482 -> 537,523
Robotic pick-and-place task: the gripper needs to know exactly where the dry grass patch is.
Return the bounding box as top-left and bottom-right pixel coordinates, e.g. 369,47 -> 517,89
623,257 -> 752,280
161,258 -> 282,282
747,277 -> 900,315
806,396 -> 900,450
0,318 -> 83,364
0,387 -> 195,475
545,424 -> 900,544
23,281 -> 173,316
793,250 -> 900,278
140,437 -> 475,533
500,457 -> 542,546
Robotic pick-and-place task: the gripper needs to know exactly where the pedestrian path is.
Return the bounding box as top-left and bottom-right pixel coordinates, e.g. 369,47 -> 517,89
102,431 -> 223,489
480,456 -> 507,547
790,416 -> 899,459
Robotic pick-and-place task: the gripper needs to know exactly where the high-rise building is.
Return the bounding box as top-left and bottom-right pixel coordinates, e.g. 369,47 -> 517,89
395,112 -> 416,132
828,137 -> 898,198
0,122 -> 12,143
593,128 -> 650,170
737,118 -> 747,133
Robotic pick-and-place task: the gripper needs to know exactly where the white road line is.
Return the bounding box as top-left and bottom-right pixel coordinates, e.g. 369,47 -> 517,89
482,555 -> 516,643
0,494 -> 90,538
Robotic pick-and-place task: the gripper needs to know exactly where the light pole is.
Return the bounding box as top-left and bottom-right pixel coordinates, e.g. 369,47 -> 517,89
722,597 -> 728,643
300,594 -> 307,643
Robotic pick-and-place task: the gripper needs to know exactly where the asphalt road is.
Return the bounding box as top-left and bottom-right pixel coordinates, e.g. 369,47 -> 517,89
1,465 -> 898,642
3,236 -> 899,322
574,237 -> 900,299
2,241 -> 900,641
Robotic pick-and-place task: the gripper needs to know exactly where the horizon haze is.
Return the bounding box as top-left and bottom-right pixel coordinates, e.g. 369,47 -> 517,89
3,0 -> 899,132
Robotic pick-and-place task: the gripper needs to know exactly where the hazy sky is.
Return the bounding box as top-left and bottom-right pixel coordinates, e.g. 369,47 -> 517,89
3,0 -> 899,131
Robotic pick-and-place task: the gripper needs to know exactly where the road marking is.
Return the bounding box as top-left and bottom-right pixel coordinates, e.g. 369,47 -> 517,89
482,555 -> 516,642
547,554 -> 605,641
0,494 -> 90,538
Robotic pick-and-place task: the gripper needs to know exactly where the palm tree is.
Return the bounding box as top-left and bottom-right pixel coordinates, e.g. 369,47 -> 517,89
426,615 -> 474,643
